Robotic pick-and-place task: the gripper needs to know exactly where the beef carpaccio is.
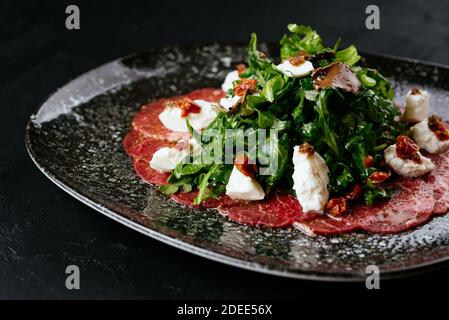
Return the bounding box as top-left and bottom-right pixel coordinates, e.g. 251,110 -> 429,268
124,88 -> 449,236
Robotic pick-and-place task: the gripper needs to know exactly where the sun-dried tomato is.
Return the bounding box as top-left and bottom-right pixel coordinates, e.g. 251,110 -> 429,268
364,155 -> 374,168
165,98 -> 201,118
234,79 -> 257,97
298,142 -> 315,156
410,88 -> 421,95
428,115 -> 449,141
346,184 -> 363,200
435,130 -> 449,141
396,135 -> 421,163
326,197 -> 348,216
234,154 -> 258,178
368,171 -> 391,184
288,51 -> 309,66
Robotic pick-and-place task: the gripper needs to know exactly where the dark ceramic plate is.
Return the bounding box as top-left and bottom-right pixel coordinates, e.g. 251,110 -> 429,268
26,43 -> 449,281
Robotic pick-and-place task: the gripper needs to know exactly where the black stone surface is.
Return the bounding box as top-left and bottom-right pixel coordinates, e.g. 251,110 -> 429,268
2,0 -> 449,299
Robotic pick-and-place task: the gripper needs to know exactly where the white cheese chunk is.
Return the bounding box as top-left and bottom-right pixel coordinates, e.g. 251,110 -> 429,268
225,166 -> 265,201
158,99 -> 220,132
411,119 -> 449,154
292,145 -> 329,213
401,89 -> 430,123
149,146 -> 189,173
384,144 -> 434,177
275,60 -> 314,78
158,107 -> 186,132
219,95 -> 242,111
149,139 -> 201,173
188,100 -> 220,130
221,70 -> 240,92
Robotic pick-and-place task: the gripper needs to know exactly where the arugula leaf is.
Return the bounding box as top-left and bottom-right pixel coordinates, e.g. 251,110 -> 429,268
186,118 -> 202,144
335,163 -> 354,188
363,180 -> 390,205
335,45 -> 361,66
280,24 -> 325,58
354,67 -> 394,99
255,110 -> 275,128
314,90 -> 341,158
173,163 -> 205,179
359,74 -> 376,87
262,76 -> 285,102
194,164 -> 221,205
247,34 -> 275,76
304,90 -> 319,101
292,89 -> 305,123
333,38 -> 342,51
159,176 -> 193,195
259,132 -> 290,193
346,137 -> 369,180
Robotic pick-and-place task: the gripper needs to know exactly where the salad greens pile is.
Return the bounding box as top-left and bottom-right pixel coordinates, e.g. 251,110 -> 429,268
161,24 -> 404,205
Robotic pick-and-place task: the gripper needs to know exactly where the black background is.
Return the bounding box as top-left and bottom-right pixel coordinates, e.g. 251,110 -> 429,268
1,0 -> 449,299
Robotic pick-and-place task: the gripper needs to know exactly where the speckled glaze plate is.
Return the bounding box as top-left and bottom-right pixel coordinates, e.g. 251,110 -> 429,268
26,43 -> 449,281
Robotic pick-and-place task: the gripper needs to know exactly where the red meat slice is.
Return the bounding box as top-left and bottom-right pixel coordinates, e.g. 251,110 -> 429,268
124,130 -> 166,160
124,89 -> 225,187
187,88 -> 224,101
170,191 -> 239,208
296,178 -> 436,235
218,193 -> 304,228
132,98 -> 189,141
427,153 -> 449,214
123,129 -> 145,152
132,88 -> 224,141
431,179 -> 449,215
296,216 -> 358,235
352,178 -> 435,233
123,130 -> 171,185
133,158 -> 170,185
173,190 -> 309,228
423,174 -> 449,215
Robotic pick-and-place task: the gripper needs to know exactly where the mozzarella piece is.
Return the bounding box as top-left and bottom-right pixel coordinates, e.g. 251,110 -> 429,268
188,100 -> 220,130
158,107 -> 186,132
225,166 -> 265,201
150,139 -> 201,173
411,119 -> 449,154
221,70 -> 240,92
384,144 -> 434,177
275,60 -> 314,78
292,145 -> 329,213
401,89 -> 430,122
149,146 -> 189,173
219,95 -> 242,111
158,99 -> 220,132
